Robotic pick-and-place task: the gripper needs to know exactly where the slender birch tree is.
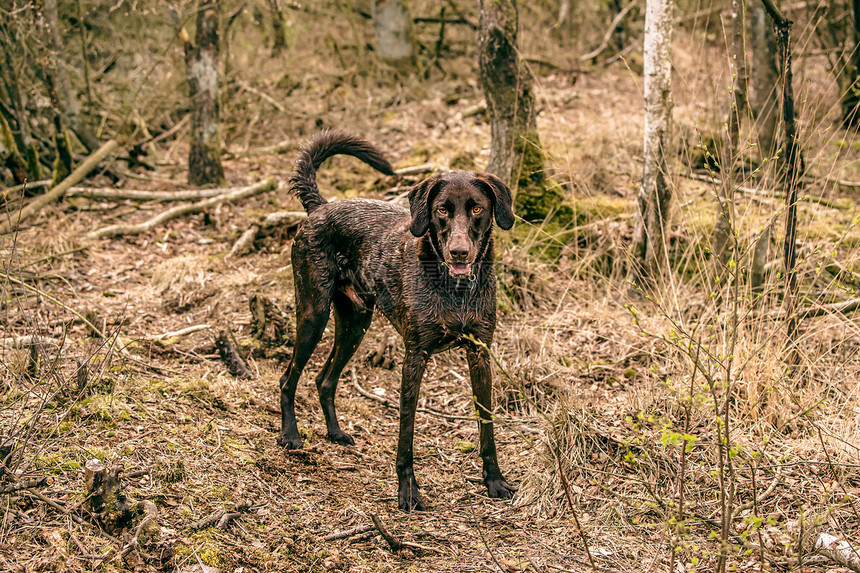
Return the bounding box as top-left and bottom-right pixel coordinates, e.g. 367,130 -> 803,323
630,0 -> 674,283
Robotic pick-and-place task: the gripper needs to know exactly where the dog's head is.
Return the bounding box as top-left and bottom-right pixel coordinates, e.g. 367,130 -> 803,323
408,171 -> 514,279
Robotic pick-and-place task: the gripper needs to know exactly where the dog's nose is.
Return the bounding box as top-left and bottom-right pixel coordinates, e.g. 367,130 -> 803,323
449,243 -> 470,261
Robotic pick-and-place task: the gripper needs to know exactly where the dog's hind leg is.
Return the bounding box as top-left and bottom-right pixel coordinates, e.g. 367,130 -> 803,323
314,293 -> 373,446
278,279 -> 334,450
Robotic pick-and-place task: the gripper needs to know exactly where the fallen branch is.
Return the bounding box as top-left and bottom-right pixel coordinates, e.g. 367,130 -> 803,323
242,139 -> 299,157
680,171 -> 846,209
395,163 -> 436,177
579,0 -> 639,61
238,80 -> 285,112
369,514 -> 442,554
815,533 -> 860,572
2,179 -> 51,196
322,524 -> 376,541
0,140 -> 117,235
228,225 -> 260,258
370,513 -> 402,551
85,178 -> 279,240
190,509 -> 226,531
68,187 -> 227,201
190,500 -> 251,531
0,476 -> 54,494
147,324 -> 211,341
117,500 -> 158,560
0,335 -> 60,349
795,298 -> 860,320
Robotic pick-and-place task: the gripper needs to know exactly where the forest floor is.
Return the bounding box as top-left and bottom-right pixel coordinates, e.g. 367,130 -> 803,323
4,7 -> 860,573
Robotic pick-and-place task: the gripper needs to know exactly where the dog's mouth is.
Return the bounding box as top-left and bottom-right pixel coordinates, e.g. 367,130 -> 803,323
447,262 -> 472,278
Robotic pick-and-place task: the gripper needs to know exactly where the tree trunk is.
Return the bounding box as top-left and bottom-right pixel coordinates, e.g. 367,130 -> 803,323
0,114 -> 28,184
711,0 -> 746,289
185,0 -> 226,187
0,21 -> 41,181
373,0 -> 415,71
267,0 -> 288,55
760,0 -> 803,370
630,0 -> 674,284
840,0 -> 860,126
478,0 -> 560,222
39,0 -> 100,152
751,3 -> 779,159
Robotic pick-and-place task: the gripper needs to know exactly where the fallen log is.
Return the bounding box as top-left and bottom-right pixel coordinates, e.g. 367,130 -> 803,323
85,178 -> 279,240
0,140 -> 117,235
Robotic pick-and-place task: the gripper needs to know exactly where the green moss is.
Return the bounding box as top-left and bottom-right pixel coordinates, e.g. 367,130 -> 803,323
450,151 -> 477,171
25,144 -> 41,181
513,131 -> 564,222
455,440 -> 476,453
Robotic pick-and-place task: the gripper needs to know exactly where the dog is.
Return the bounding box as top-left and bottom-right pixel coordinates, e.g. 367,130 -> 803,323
278,130 -> 515,511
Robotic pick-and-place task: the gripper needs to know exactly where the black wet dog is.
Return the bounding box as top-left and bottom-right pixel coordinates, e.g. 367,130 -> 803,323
278,130 -> 515,511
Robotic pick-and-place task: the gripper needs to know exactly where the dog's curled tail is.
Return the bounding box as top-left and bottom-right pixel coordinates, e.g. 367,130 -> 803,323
290,130 -> 395,214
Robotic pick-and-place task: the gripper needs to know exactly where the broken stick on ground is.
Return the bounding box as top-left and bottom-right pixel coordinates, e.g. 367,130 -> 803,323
85,178 -> 279,240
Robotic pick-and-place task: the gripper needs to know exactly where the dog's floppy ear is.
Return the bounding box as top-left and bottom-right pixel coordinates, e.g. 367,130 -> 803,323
408,175 -> 442,237
474,173 -> 515,230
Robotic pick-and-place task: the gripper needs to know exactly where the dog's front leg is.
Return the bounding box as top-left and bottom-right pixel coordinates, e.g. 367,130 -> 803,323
396,347 -> 428,511
466,343 -> 515,500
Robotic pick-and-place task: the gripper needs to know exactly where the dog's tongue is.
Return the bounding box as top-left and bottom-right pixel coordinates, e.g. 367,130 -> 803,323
450,263 -> 470,277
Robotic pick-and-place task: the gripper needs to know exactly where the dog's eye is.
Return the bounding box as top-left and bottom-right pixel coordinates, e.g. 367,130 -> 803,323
472,206 -> 483,215
437,206 -> 448,216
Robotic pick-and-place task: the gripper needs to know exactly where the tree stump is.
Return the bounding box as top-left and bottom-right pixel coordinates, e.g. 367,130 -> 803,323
85,459 -> 131,533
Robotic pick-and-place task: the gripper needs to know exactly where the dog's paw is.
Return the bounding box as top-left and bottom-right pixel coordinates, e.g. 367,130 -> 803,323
277,433 -> 304,450
327,431 -> 355,446
398,480 -> 425,512
485,477 -> 516,500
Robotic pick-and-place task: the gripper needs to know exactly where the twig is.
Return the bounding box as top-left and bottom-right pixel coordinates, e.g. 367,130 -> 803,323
0,140 -> 118,234
85,178 -> 279,240
238,80 -> 285,112
736,463 -> 783,513
323,524 -> 376,541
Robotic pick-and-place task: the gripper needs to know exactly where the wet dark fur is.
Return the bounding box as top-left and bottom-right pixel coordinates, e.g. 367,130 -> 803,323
278,130 -> 515,511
